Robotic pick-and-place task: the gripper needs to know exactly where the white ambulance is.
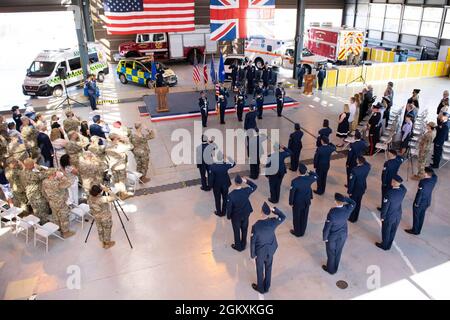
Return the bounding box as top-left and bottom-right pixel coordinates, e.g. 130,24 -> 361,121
244,37 -> 293,69
22,43 -> 109,97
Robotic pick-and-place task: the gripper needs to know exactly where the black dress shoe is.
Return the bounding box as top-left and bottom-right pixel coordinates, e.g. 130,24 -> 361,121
290,229 -> 299,237
405,229 -> 419,235
344,184 -> 348,188
268,198 -> 277,204
214,211 -> 224,216
231,244 -> 241,251
376,207 -> 382,211
251,283 -> 263,294
321,265 -> 328,273
375,242 -> 386,250
313,190 -> 322,195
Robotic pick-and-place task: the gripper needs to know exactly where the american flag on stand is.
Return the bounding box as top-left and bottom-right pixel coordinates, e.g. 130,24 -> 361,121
103,0 -> 195,35
210,0 -> 275,41
193,58 -> 201,86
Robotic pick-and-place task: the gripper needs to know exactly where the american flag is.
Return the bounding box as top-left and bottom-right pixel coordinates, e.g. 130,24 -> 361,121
103,0 -> 195,35
193,59 -> 201,85
210,0 -> 275,41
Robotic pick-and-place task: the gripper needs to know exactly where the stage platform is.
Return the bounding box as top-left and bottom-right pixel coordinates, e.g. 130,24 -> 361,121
141,90 -> 299,122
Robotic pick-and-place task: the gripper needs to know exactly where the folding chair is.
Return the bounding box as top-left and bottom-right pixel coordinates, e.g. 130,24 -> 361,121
70,204 -> 92,229
34,222 -> 64,253
16,215 -> 40,244
0,207 -> 23,228
127,170 -> 143,194
374,136 -> 392,159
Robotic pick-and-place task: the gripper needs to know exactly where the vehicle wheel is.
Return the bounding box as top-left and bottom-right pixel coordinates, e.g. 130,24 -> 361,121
97,72 -> 105,83
254,58 -> 264,69
52,85 -> 63,97
187,49 -> 199,65
119,73 -> 128,84
126,51 -> 140,58
147,80 -> 154,89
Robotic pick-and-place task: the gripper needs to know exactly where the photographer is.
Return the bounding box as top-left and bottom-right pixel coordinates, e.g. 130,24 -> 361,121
87,184 -> 117,249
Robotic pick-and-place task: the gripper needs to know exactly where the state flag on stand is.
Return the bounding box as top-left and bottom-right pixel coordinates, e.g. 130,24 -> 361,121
202,54 -> 208,84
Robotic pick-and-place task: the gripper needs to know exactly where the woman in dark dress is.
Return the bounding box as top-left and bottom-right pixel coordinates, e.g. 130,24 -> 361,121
336,104 -> 350,147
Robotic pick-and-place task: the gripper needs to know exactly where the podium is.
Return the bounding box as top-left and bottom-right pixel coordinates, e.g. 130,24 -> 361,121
155,86 -> 169,112
303,74 -> 315,95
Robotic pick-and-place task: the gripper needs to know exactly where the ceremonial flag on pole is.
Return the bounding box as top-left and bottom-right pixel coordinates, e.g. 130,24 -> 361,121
218,53 -> 225,83
210,0 -> 275,41
193,53 -> 201,87
103,0 -> 195,35
151,61 -> 157,81
210,55 -> 217,84
202,54 -> 208,84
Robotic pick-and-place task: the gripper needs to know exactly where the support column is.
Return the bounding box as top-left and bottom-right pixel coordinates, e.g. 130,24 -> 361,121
70,0 -> 90,81
81,0 -> 95,42
293,0 -> 305,79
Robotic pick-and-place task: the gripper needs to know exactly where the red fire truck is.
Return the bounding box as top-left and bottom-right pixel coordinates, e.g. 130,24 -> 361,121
117,25 -> 217,64
306,26 -> 365,63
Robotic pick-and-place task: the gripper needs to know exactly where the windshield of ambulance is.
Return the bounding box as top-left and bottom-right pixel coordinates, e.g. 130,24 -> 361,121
27,61 -> 56,77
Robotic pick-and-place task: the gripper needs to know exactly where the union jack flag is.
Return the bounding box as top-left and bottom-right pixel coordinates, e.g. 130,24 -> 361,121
210,0 -> 275,41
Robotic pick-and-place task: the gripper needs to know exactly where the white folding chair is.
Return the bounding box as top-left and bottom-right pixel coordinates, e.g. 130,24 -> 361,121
374,136 -> 392,159
34,222 -> 64,253
70,204 -> 92,229
16,215 -> 40,244
127,170 -> 143,194
0,207 -> 23,228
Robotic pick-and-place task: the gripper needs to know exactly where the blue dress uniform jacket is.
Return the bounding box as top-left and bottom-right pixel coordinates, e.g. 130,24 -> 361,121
198,97 -> 209,127
244,110 -> 258,131
266,147 -> 292,203
275,87 -> 285,117
208,161 -> 236,216
316,127 -> 332,147
89,123 -> 110,141
235,92 -> 246,122
288,130 -> 304,171
346,139 -> 367,184
432,120 -> 449,167
380,185 -> 407,250
289,172 -> 317,236
412,174 -> 437,234
255,90 -> 265,119
226,179 -> 258,250
381,155 -> 404,205
322,197 -> 356,274
250,207 -> 286,293
347,162 -> 371,222
196,142 -> 213,190
313,143 -> 336,195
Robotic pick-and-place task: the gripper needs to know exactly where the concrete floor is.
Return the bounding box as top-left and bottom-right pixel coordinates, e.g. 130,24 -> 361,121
1,67 -> 450,299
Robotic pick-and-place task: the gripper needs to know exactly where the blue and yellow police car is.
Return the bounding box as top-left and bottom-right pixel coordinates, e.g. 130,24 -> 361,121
116,58 -> 177,88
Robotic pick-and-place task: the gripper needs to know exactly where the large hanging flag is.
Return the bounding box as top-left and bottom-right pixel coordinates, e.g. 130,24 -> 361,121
103,0 -> 195,35
218,53 -> 225,83
210,0 -> 275,41
210,55 -> 217,84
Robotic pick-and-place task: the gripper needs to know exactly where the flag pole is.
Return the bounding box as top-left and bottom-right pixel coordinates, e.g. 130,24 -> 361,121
203,52 -> 207,92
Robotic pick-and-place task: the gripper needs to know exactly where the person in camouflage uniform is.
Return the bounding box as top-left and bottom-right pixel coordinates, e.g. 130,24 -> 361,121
88,136 -> 106,162
0,134 -> 7,168
42,169 -> 76,238
65,131 -> 84,170
87,184 -> 116,249
20,158 -> 51,223
105,133 -> 133,200
5,158 -> 28,212
414,122 -> 437,180
21,117 -> 40,160
63,110 -> 80,135
130,123 -> 155,183
7,136 -> 28,162
0,115 -> 8,139
78,151 -> 108,193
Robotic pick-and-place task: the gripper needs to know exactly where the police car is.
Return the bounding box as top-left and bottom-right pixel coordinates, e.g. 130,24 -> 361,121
22,43 -> 109,97
116,58 -> 178,88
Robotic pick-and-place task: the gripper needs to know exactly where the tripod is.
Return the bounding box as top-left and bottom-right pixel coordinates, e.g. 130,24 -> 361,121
85,190 -> 133,249
346,62 -> 368,86
54,78 -> 86,110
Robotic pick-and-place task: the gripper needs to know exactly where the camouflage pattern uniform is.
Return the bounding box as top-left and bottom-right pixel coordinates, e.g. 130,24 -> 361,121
78,154 -> 108,193
105,141 -> 132,193
42,174 -> 72,233
88,141 -> 106,162
87,194 -> 115,243
65,140 -> 84,169
63,118 -> 80,135
20,166 -> 51,223
21,126 -> 40,160
417,130 -> 436,177
5,166 -> 28,212
130,130 -> 155,177
7,139 -> 28,162
0,135 -> 7,167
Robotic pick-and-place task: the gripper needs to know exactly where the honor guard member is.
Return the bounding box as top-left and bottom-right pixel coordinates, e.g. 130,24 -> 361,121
226,175 -> 257,251
262,63 -> 270,91
244,104 -> 258,131
208,153 -> 236,216
316,119 -> 332,147
254,82 -> 265,119
347,156 -> 371,223
230,61 -> 239,89
42,169 -> 76,238
432,112 -> 449,168
238,64 -> 247,88
218,94 -> 227,125
345,130 -> 367,186
275,83 -> 285,117
322,193 -> 356,274
367,103 -> 382,155
248,128 -> 262,179
130,123 -> 155,183
246,61 -> 256,94
198,91 -> 209,128
196,135 -> 214,191
250,202 -> 286,294
405,167 -> 437,235
235,87 -> 246,122
376,175 -> 407,251
313,136 -> 336,195
265,144 -> 292,203
88,185 -> 117,249
288,123 -> 304,171
377,149 -> 404,211
297,64 -> 306,88
317,65 -> 327,91
289,163 -> 317,237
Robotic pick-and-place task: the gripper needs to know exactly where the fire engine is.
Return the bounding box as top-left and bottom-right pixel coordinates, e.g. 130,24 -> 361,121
306,26 -> 365,63
117,25 -> 217,64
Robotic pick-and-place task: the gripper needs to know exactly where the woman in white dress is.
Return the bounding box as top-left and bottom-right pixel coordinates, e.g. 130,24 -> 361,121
60,153 -> 79,206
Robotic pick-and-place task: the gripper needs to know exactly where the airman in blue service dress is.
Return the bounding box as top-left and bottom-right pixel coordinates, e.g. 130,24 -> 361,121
377,150 -> 404,211
275,83 -> 285,117
266,145 -> 292,203
198,91 -> 209,128
244,104 -> 258,131
345,130 -> 367,186
235,87 -> 246,122
250,202 -> 286,294
208,156 -> 236,216
347,156 -> 371,223
313,136 -> 336,195
288,123 -> 303,171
